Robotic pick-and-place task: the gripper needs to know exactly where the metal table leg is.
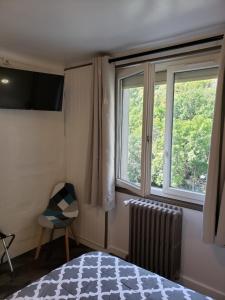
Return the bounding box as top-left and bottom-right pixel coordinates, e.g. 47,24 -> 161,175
0,232 -> 15,273
1,238 -> 13,272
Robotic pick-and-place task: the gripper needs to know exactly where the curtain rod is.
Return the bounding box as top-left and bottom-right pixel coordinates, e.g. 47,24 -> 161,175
64,62 -> 92,72
108,34 -> 224,64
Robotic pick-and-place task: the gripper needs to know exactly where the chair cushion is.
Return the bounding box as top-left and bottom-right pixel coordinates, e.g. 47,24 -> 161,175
38,213 -> 74,229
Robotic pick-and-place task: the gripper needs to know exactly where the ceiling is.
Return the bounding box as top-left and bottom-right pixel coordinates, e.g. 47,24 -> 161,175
0,0 -> 225,67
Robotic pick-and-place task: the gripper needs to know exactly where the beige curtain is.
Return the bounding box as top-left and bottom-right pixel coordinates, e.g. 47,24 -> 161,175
86,56 -> 115,211
203,37 -> 225,246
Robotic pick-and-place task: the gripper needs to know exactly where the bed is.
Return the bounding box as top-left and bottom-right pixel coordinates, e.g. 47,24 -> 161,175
8,251 -> 212,299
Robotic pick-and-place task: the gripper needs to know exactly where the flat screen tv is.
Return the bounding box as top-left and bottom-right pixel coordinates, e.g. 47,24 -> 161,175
0,66 -> 64,111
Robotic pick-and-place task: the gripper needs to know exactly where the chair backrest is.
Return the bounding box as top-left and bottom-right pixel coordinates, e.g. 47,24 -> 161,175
48,182 -> 78,218
51,182 -> 65,198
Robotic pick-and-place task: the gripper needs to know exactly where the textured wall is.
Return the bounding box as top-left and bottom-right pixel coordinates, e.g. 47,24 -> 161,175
0,109 -> 65,258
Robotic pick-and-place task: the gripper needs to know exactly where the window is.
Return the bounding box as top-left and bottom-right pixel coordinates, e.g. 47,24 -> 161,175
116,66 -> 144,191
117,55 -> 219,203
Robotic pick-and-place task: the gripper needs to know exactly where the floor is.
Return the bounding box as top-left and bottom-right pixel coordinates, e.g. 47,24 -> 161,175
0,237 -> 91,299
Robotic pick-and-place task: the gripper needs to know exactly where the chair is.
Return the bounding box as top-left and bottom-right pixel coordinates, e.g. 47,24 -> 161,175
35,182 -> 79,262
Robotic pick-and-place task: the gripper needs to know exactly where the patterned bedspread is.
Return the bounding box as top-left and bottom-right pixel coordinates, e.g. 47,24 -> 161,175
8,251 -> 212,300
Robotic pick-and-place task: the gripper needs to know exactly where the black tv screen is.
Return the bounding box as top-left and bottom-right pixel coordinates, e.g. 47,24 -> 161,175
0,66 -> 64,111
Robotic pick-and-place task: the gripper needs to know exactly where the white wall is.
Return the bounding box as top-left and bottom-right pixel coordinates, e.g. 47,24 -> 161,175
0,110 -> 65,258
0,56 -> 65,258
108,192 -> 225,299
64,65 -> 105,250
0,60 -> 106,259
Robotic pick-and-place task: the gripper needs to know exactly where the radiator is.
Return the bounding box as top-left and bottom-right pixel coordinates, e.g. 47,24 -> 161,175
128,199 -> 182,280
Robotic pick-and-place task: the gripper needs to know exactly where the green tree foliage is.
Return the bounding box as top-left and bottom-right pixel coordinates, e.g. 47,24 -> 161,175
171,79 -> 216,193
126,78 -> 217,193
151,84 -> 166,188
126,87 -> 143,185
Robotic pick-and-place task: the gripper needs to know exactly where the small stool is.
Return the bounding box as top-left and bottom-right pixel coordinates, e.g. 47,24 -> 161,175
0,232 -> 15,273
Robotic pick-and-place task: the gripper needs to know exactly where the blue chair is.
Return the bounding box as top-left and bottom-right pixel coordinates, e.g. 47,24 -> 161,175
35,182 -> 79,262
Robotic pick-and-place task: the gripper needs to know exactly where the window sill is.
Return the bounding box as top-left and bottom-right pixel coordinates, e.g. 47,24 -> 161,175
115,186 -> 203,212
151,187 -> 204,205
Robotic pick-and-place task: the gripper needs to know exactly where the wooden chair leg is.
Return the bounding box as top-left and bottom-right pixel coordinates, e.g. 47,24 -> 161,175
65,227 -> 70,262
46,229 -> 55,260
49,229 -> 54,242
35,227 -> 45,260
69,224 -> 80,246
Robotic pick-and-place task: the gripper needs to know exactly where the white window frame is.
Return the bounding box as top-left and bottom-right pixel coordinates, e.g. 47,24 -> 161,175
116,52 -> 219,204
116,64 -> 147,196
162,62 -> 218,203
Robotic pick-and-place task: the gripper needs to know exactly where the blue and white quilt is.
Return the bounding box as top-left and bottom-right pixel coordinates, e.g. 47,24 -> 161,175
8,251 -> 212,300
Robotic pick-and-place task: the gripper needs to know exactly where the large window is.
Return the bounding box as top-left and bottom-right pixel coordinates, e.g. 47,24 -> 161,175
116,55 -> 218,203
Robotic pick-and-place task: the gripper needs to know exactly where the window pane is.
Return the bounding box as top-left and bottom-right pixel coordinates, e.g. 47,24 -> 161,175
151,71 -> 167,188
120,72 -> 144,186
170,68 -> 218,193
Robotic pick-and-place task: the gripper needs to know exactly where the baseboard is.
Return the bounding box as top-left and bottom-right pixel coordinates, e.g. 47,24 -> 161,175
8,230 -> 64,260
74,237 -> 129,260
107,246 -> 128,259
180,275 -> 225,300
75,237 -> 129,259
76,236 -> 106,252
